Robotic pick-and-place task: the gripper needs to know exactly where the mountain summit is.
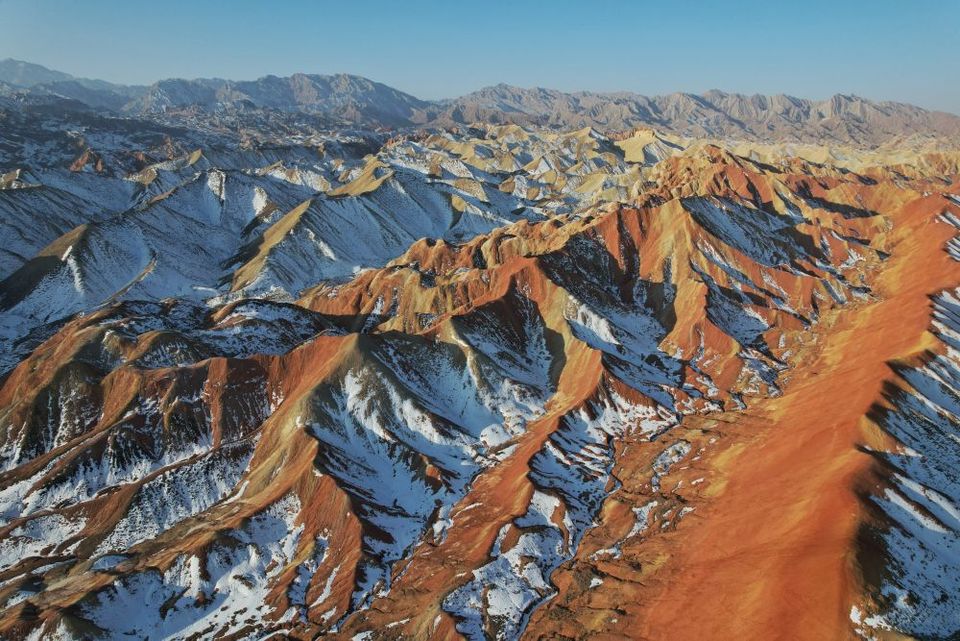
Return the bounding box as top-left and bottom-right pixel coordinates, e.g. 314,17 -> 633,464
0,118 -> 957,640
430,84 -> 960,145
0,58 -> 74,86
2,59 -> 959,146
0,52 -> 959,641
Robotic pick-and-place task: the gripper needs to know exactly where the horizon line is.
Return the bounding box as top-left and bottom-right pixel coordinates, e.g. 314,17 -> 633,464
2,57 -> 955,116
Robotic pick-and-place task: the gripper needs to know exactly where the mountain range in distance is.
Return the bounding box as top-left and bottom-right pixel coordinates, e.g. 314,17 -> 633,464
2,41 -> 960,641
3,58 -> 960,147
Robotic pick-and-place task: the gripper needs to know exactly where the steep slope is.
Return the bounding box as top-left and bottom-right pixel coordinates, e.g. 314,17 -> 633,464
516,187 -> 960,641
0,125 -> 648,372
851,205 -> 960,638
328,150 -> 960,641
2,139 -> 953,641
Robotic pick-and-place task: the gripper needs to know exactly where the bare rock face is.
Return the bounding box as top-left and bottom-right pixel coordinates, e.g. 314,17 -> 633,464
0,83 -> 959,641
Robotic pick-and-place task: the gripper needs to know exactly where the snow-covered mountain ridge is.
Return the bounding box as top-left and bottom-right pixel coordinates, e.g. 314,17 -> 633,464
0,90 -> 958,640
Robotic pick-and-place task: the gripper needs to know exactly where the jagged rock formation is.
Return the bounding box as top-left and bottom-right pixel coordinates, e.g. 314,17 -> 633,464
0,88 -> 958,640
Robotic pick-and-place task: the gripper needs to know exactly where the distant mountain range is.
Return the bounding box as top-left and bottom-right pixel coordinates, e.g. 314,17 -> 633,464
2,58 -> 960,146
2,52 -> 960,641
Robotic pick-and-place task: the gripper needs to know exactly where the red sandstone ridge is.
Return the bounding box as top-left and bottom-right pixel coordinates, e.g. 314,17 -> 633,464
0,124 -> 958,641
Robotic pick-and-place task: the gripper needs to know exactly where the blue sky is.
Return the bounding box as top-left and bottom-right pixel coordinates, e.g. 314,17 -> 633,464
0,0 -> 957,113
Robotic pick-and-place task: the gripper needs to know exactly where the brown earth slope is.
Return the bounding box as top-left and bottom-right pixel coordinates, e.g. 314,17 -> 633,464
520,190 -> 960,641
0,139 -> 958,641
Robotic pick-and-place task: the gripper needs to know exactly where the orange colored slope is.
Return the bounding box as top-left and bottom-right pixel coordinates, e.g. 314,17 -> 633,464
525,193 -> 959,641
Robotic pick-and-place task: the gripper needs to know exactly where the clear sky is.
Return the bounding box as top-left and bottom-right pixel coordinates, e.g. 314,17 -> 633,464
0,0 -> 957,113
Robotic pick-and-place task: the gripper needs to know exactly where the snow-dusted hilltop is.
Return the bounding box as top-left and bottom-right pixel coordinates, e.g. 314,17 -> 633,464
0,71 -> 959,641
